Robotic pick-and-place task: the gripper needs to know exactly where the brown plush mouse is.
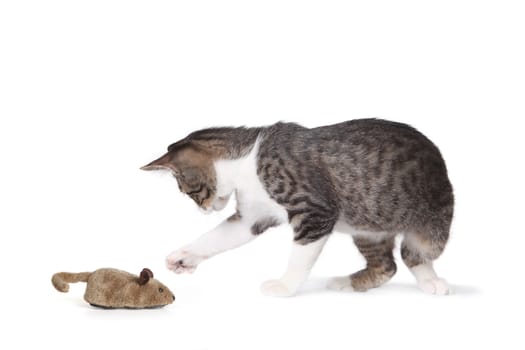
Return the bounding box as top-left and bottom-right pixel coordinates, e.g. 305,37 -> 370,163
52,268 -> 175,309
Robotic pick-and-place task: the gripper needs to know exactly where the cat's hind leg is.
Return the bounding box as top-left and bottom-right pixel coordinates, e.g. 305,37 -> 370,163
327,236 -> 397,292
401,229 -> 450,295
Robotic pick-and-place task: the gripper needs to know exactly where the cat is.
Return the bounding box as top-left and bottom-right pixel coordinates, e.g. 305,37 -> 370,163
141,119 -> 454,296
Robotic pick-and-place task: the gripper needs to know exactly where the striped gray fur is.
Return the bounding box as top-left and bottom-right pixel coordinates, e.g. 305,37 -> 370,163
144,119 -> 454,292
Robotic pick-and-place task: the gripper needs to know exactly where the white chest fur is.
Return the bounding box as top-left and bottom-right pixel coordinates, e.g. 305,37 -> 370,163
213,141 -> 288,224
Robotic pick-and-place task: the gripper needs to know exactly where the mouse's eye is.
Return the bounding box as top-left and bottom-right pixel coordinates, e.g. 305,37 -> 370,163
158,288 -> 164,293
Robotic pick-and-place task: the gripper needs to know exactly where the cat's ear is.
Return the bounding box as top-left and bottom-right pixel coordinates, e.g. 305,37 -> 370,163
140,152 -> 179,173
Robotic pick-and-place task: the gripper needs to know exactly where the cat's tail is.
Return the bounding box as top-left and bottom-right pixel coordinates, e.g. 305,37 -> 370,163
52,272 -> 92,293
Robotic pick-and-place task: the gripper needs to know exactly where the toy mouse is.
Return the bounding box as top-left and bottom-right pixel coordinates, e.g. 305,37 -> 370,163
52,268 -> 175,309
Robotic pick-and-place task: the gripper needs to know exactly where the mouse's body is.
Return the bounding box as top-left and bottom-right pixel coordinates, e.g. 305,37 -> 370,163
52,268 -> 175,309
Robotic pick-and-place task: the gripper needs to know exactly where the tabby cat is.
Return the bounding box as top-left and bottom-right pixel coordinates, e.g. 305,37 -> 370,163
141,119 -> 454,296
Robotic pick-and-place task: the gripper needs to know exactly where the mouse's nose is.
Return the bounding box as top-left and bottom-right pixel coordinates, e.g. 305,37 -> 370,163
172,295 -> 175,301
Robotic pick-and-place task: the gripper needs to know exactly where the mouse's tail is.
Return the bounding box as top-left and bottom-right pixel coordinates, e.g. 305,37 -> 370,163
52,272 -> 92,293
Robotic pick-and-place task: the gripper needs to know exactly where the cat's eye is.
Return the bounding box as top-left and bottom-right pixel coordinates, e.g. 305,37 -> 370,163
158,288 -> 164,293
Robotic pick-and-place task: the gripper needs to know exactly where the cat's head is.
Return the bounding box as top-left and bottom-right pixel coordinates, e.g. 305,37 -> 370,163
141,141 -> 220,212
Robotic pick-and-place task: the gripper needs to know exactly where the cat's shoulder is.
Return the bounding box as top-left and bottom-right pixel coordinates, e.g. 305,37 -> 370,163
266,121 -> 307,133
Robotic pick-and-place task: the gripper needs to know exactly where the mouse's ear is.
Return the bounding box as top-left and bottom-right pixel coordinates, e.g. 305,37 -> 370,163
138,268 -> 154,285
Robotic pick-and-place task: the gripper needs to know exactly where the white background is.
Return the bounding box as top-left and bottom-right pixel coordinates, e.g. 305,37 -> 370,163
1,1 -> 524,349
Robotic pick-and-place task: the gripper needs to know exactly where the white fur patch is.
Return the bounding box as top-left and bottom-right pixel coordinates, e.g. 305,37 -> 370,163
260,279 -> 293,297
410,263 -> 450,295
261,236 -> 329,297
213,139 -> 288,224
326,276 -> 354,292
333,220 -> 394,242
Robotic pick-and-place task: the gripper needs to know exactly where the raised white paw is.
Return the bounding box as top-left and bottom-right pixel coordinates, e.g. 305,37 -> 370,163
327,276 -> 354,292
166,249 -> 206,274
418,278 -> 450,295
260,279 -> 295,297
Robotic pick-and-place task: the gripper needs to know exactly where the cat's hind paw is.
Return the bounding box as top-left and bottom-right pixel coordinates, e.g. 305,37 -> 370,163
260,279 -> 295,297
418,278 -> 450,295
326,276 -> 354,292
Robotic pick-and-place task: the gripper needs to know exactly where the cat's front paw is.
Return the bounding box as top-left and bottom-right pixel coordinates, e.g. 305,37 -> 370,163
166,249 -> 205,274
260,279 -> 295,297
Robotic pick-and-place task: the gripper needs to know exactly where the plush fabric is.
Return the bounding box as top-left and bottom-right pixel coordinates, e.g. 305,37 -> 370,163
52,268 -> 175,309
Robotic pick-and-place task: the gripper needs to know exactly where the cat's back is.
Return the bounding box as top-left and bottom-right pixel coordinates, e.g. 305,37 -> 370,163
311,119 -> 437,148
257,119 -> 453,231
260,119 -> 440,156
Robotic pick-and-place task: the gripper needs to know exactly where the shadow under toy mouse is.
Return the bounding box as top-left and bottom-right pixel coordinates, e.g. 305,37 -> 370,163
52,268 -> 175,309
